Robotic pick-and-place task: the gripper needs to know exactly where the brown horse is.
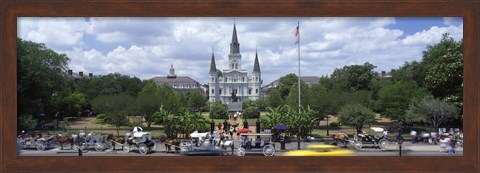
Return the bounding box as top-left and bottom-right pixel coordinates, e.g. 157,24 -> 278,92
55,134 -> 74,150
160,137 -> 180,153
107,134 -> 125,151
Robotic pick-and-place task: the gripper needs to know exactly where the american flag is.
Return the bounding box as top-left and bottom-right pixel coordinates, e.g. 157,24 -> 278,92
294,23 -> 299,44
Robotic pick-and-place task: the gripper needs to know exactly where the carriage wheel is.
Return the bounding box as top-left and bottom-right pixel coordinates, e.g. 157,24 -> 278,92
353,140 -> 363,150
180,146 -> 190,153
95,143 -> 104,151
150,141 -> 157,152
263,144 -> 275,156
236,148 -> 246,156
379,139 -> 389,150
457,140 -> 463,147
81,143 -> 88,150
138,143 -> 148,155
36,142 -> 46,151
123,145 -> 130,153
104,141 -> 112,150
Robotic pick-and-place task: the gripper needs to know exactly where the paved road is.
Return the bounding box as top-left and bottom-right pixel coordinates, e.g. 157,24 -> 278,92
18,141 -> 462,157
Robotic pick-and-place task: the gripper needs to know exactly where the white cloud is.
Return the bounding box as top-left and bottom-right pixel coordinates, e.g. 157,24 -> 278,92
18,17 -> 463,85
18,17 -> 89,51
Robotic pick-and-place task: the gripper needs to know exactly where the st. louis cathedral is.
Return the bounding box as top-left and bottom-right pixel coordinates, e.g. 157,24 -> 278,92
208,23 -> 262,111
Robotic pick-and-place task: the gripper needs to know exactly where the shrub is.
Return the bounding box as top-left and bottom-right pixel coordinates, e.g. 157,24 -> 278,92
209,101 -> 228,119
329,122 -> 340,127
96,113 -> 106,120
242,107 -> 260,119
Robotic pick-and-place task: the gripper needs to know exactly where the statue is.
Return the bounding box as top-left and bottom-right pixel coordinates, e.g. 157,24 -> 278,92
231,91 -> 238,102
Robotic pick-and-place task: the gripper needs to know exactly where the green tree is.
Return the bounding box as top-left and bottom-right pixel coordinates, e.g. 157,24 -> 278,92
91,94 -> 134,135
59,117 -> 71,130
337,104 -> 377,133
277,73 -> 299,100
390,61 -> 425,87
17,38 -> 69,120
331,62 -> 377,92
405,97 -> 459,129
136,81 -> 162,127
264,105 -> 318,137
375,81 -> 430,121
266,89 -> 283,109
242,106 -> 260,119
157,83 -> 182,114
422,33 -> 463,107
18,114 -> 38,131
209,101 -> 228,119
285,80 -> 310,111
62,92 -> 87,117
152,106 -> 173,137
186,89 -> 208,112
242,99 -> 267,111
75,73 -> 144,104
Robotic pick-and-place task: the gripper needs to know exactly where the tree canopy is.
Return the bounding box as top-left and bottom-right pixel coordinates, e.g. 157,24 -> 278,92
337,104 -> 377,133
405,97 -> 459,129
422,33 -> 463,107
17,38 -> 70,118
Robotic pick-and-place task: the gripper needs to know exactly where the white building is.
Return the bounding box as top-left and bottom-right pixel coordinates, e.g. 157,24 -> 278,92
208,23 -> 262,111
152,64 -> 202,93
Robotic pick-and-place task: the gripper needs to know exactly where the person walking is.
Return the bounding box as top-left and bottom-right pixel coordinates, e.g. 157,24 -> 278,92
448,135 -> 456,155
410,130 -> 417,143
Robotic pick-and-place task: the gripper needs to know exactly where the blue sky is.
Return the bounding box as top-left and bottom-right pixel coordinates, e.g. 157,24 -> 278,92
17,17 -> 463,85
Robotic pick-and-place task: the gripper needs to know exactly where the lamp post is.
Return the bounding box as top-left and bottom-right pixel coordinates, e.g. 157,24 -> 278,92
243,119 -> 249,129
256,118 -> 261,133
297,126 -> 301,150
210,119 -> 215,135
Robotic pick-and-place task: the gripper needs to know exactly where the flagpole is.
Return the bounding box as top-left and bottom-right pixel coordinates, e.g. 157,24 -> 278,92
297,21 -> 301,150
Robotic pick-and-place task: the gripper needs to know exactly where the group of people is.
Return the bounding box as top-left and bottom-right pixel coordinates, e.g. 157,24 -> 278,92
410,129 -> 460,155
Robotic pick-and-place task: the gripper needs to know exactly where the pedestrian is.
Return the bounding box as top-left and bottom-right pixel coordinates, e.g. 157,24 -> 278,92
396,132 -> 404,145
410,130 -> 417,143
448,135 -> 456,155
217,123 -> 222,131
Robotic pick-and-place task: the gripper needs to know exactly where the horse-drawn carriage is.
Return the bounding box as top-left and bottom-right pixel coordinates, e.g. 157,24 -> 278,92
72,131 -> 111,151
353,127 -> 389,150
17,131 -> 55,151
236,133 -> 275,156
178,131 -> 210,153
331,131 -> 352,148
113,127 -> 157,155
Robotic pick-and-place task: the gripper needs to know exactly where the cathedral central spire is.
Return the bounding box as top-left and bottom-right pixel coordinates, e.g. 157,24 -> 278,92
230,21 -> 240,54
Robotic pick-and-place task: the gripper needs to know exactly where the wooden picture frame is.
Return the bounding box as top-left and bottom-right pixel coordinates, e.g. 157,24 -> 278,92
1,0 -> 478,172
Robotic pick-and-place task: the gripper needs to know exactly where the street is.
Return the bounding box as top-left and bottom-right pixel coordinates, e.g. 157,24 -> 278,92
18,141 -> 462,157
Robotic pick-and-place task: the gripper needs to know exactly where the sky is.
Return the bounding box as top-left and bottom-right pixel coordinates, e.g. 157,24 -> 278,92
17,17 -> 463,86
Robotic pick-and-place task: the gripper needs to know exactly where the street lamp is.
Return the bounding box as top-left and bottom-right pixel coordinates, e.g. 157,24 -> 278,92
297,126 -> 301,150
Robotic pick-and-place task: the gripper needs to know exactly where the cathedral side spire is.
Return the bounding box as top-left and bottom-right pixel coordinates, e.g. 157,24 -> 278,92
209,49 -> 217,74
253,50 -> 260,73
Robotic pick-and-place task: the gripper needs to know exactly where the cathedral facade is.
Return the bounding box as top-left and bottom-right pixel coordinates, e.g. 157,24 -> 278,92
208,23 -> 262,111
